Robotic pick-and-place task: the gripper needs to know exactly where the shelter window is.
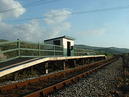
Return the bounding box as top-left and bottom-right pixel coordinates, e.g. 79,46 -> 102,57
53,40 -> 60,45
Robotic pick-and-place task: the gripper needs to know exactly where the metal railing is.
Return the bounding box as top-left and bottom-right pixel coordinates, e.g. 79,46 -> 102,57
0,40 -> 63,63
0,40 -> 96,63
74,48 -> 96,56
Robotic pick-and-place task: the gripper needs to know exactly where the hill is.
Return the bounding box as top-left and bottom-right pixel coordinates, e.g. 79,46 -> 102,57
75,45 -> 129,54
0,39 -> 8,42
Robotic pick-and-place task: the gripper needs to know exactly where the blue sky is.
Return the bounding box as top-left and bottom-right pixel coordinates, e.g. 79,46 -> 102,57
1,0 -> 129,48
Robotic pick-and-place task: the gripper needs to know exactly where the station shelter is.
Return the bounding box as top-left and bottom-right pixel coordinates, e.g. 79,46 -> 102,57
44,36 -> 74,56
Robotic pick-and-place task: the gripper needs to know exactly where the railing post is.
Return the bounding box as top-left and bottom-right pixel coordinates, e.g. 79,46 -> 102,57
54,45 -> 55,56
61,46 -> 63,56
38,43 -> 40,57
17,39 -> 20,57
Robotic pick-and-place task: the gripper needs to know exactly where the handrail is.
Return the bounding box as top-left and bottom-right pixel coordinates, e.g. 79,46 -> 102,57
20,40 -> 63,48
0,48 -> 18,53
0,41 -> 16,45
0,40 -> 93,63
20,48 -> 63,52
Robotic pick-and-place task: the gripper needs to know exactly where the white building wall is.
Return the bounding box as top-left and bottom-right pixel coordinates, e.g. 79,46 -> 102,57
63,38 -> 74,48
63,38 -> 74,56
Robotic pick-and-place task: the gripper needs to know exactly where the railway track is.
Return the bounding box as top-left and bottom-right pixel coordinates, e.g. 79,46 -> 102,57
0,57 -> 117,97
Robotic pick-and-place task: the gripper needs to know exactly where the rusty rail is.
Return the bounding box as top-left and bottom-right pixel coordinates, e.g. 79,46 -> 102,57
0,57 -> 117,97
24,58 -> 117,97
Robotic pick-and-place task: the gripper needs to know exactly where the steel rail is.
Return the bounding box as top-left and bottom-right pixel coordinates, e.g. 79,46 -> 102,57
0,57 -> 117,97
24,58 -> 117,97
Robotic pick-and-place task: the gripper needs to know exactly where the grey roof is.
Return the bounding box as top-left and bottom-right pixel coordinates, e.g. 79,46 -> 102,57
44,36 -> 75,41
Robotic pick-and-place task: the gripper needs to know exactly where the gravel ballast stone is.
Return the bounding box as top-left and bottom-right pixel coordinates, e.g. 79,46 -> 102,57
48,58 -> 122,97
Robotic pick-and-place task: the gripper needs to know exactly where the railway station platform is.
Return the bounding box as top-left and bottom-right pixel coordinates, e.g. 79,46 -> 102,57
0,55 -> 105,78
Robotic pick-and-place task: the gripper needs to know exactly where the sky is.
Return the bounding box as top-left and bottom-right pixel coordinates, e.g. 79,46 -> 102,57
0,0 -> 129,48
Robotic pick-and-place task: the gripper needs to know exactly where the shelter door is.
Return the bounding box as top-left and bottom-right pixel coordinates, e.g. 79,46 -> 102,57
67,41 -> 71,56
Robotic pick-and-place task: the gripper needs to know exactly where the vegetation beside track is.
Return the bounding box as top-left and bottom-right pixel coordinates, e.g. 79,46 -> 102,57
111,54 -> 129,97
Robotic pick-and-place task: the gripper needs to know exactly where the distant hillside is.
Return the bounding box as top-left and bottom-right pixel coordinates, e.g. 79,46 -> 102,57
75,45 -> 103,50
0,39 -> 8,42
107,47 -> 129,53
75,45 -> 129,54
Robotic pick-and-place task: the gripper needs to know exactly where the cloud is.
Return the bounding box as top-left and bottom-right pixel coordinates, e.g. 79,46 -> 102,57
78,28 -> 106,36
0,8 -> 72,42
0,0 -> 26,20
43,9 -> 72,38
46,22 -> 71,38
0,20 -> 48,42
44,9 -> 71,24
